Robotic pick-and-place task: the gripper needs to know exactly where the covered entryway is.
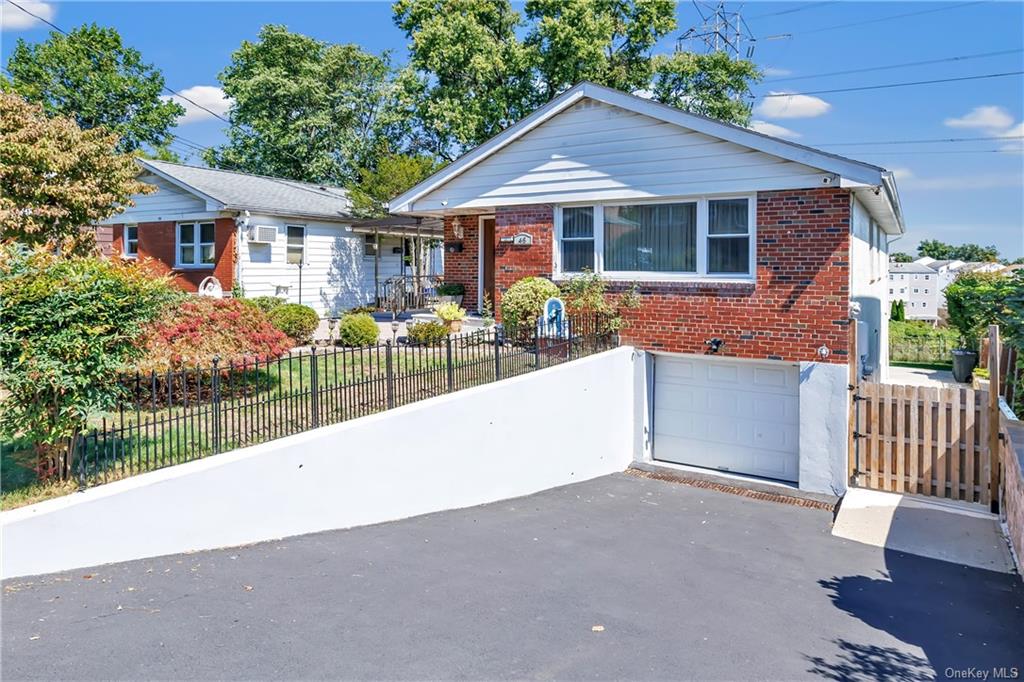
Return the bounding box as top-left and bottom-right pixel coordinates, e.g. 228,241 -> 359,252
653,355 -> 800,483
479,216 -> 495,311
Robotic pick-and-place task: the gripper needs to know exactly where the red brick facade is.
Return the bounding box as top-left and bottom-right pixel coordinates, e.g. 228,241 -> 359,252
442,188 -> 851,364
443,215 -> 481,307
108,219 -> 235,292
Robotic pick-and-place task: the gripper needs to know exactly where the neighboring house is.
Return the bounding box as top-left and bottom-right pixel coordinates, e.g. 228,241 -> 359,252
390,82 -> 905,496
97,160 -> 442,316
889,262 -> 940,321
890,257 -> 1007,320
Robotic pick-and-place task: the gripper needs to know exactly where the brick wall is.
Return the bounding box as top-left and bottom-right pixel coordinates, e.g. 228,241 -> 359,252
109,219 -> 235,293
494,205 -> 554,311
440,188 -> 851,364
614,188 -> 851,363
443,215 -> 480,307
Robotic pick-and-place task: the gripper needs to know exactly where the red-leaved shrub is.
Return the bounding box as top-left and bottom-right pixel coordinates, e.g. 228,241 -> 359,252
137,297 -> 293,372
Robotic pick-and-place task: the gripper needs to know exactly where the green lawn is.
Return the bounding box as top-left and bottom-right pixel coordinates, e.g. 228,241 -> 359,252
889,320 -> 959,367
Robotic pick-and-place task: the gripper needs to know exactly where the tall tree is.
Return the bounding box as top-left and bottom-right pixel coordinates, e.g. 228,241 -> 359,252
889,251 -> 914,263
350,152 -> 442,218
525,0 -> 677,99
652,50 -> 760,125
3,24 -> 184,154
0,93 -> 154,252
394,0 -> 536,159
394,0 -> 762,156
206,25 -> 410,186
917,239 -> 999,262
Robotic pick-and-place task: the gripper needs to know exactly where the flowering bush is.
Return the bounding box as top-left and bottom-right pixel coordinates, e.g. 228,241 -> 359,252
137,297 -> 292,372
500,276 -> 560,330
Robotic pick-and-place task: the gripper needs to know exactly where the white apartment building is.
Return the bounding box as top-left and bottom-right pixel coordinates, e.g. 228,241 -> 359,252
889,257 -> 1007,322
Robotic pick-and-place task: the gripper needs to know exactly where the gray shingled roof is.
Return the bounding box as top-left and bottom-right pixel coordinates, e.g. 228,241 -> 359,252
140,159 -> 352,221
889,262 -> 935,274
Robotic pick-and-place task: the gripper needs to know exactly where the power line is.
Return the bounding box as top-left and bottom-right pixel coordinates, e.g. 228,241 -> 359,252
785,1 -> 984,37
758,71 -> 1024,98
814,135 -> 1024,147
5,0 -> 232,126
764,49 -> 1024,84
745,1 -> 835,21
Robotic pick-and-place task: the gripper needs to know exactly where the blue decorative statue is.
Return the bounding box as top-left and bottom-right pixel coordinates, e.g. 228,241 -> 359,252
540,297 -> 567,339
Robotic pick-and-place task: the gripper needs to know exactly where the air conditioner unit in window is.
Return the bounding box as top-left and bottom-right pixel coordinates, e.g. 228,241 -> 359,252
248,225 -> 277,243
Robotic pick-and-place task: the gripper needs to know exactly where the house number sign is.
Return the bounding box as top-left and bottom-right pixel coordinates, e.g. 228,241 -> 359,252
500,232 -> 534,246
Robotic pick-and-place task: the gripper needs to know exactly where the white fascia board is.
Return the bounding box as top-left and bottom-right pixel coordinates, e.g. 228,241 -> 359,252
390,81 -> 891,215
581,83 -> 886,187
137,159 -> 227,211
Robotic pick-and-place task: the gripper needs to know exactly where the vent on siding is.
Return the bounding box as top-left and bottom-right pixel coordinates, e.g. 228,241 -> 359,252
248,225 -> 277,243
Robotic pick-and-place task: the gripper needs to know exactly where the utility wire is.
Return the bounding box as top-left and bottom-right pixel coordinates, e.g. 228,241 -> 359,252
764,49 -> 1024,84
784,1 -> 984,37
814,135 -> 1024,147
758,71 -> 1024,98
745,1 -> 835,20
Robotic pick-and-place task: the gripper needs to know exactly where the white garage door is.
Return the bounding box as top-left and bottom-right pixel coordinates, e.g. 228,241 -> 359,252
653,355 -> 800,483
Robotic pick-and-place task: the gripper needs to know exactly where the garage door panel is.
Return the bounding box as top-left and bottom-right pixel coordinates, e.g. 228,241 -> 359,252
653,355 -> 800,483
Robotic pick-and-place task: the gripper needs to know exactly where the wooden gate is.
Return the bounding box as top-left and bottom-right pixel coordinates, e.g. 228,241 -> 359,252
851,383 -> 993,505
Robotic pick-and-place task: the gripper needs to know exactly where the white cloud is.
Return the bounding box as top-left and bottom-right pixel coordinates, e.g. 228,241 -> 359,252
889,167 -> 914,182
762,67 -> 792,77
944,105 -> 1014,131
164,86 -> 233,124
748,120 -> 802,139
753,92 -> 831,119
1,0 -> 54,30
999,122 -> 1024,152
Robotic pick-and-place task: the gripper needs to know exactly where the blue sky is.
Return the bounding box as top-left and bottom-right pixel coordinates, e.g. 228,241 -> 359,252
2,0 -> 1022,258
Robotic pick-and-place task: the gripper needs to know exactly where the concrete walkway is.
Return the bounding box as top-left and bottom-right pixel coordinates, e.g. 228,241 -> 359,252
833,488 -> 1016,573
3,474 -> 1021,680
887,365 -> 960,387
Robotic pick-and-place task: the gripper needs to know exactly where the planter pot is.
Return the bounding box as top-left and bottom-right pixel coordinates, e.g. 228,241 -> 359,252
437,295 -> 464,306
447,319 -> 463,334
951,349 -> 978,383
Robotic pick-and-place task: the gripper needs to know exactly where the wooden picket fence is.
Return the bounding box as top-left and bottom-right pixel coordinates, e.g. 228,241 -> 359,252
852,383 -> 993,506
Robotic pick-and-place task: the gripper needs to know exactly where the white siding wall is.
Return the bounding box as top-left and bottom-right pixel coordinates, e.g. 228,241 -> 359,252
238,216 -> 438,316
850,198 -> 890,380
417,98 -> 831,211
99,173 -> 213,224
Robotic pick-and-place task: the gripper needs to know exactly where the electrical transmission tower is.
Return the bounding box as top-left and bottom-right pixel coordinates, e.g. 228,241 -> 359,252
676,2 -> 759,58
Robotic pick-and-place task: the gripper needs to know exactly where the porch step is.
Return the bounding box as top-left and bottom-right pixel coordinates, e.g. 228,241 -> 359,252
833,488 -> 1016,573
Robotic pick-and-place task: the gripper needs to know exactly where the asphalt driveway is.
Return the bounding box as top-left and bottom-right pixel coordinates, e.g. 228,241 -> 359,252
3,473 -> 1022,680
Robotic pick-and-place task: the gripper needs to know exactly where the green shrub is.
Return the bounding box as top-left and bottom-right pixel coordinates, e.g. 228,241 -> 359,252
500,276 -> 560,330
433,301 -> 466,323
347,304 -> 377,315
138,297 -> 293,372
560,269 -> 640,333
268,303 -> 320,344
0,244 -> 182,480
245,296 -> 285,314
437,282 -> 465,296
406,321 -> 449,346
946,271 -> 1003,348
337,313 -> 380,347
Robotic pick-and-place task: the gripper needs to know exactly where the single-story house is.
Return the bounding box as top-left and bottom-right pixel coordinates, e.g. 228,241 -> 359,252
390,82 -> 905,496
97,160 -> 443,316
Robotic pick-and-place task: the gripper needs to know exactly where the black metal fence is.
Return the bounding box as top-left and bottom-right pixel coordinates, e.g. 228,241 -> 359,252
73,315 -> 616,490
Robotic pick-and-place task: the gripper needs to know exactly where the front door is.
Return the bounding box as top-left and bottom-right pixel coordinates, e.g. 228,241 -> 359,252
481,217 -> 495,310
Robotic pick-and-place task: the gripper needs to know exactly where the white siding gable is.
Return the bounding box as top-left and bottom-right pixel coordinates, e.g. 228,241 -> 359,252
418,98 -> 831,211
100,173 -> 212,224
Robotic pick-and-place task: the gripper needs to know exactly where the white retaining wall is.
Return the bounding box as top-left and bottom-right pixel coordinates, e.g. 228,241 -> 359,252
1,348 -> 638,579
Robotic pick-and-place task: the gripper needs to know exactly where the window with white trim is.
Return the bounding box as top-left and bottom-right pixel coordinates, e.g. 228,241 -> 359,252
286,225 -> 305,265
124,225 -> 138,258
177,222 -> 215,267
560,206 -> 595,272
556,197 -> 753,278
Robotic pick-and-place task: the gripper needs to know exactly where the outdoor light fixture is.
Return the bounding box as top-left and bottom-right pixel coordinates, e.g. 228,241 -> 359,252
391,316 -> 400,344
706,337 -> 725,354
